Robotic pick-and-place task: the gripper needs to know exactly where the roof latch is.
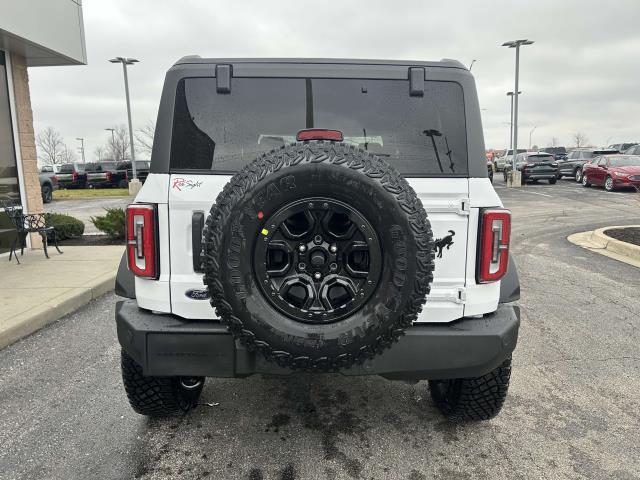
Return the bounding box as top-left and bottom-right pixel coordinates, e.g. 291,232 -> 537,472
216,64 -> 232,93
409,67 -> 424,97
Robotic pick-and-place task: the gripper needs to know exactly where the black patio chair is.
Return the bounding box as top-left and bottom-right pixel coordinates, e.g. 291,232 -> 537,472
0,200 -> 62,264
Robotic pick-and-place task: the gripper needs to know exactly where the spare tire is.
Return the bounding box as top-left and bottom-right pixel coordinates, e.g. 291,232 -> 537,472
202,141 -> 434,371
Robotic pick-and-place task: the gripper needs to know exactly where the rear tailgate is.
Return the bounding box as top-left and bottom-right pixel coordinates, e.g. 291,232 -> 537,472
168,174 -> 469,323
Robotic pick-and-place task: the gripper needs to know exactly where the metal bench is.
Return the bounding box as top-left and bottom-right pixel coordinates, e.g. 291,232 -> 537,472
0,200 -> 62,264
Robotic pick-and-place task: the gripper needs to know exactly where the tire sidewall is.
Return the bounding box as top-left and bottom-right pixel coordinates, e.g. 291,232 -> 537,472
204,144 -> 434,364
216,162 -> 424,357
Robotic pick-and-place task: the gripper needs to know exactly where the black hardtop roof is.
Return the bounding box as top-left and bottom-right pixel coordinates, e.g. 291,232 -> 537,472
173,56 -> 468,70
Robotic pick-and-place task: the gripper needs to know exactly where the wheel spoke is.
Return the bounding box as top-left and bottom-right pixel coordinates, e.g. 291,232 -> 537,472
254,197 -> 381,324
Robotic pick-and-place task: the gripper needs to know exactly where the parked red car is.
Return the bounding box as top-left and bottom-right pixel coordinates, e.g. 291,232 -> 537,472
582,155 -> 640,191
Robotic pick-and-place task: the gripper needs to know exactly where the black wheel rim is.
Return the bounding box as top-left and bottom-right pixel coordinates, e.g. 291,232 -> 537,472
254,197 -> 382,324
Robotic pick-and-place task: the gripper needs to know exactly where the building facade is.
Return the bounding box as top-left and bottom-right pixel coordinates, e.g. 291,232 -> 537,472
0,0 -> 86,253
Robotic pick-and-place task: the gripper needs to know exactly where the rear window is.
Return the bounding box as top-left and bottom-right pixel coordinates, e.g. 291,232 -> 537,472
528,155 -> 554,162
170,77 -> 468,176
59,164 -> 75,173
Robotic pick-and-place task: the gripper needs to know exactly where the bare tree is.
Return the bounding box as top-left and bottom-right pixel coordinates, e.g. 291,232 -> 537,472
573,132 -> 588,148
135,120 -> 155,157
108,124 -> 131,161
58,144 -> 77,163
36,127 -> 64,165
549,136 -> 559,147
94,145 -> 108,162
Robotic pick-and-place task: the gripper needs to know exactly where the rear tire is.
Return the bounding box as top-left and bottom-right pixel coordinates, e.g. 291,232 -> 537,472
575,168 -> 583,183
548,178 -> 557,185
120,349 -> 204,417
428,356 -> 512,421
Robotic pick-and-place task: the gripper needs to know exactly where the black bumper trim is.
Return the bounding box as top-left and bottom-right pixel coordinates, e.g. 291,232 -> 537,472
116,300 -> 520,380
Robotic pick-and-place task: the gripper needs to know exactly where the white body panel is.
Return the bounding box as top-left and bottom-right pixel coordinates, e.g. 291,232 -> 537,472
134,174 -> 504,322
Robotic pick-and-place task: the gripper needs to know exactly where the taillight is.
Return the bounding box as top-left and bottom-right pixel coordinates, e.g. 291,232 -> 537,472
477,209 -> 511,283
72,172 -> 78,182
296,129 -> 344,142
126,204 -> 158,279
106,171 -> 112,181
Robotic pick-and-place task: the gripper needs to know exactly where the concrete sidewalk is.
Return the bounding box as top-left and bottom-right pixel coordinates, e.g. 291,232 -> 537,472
0,245 -> 124,349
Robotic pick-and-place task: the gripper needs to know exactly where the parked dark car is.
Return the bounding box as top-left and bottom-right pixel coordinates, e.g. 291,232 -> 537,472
122,160 -> 150,184
608,143 -> 637,153
556,149 -> 619,182
55,162 -> 87,189
85,161 -> 129,188
507,152 -> 558,184
582,155 -> 640,191
623,144 -> 640,155
38,165 -> 58,203
543,146 -> 567,160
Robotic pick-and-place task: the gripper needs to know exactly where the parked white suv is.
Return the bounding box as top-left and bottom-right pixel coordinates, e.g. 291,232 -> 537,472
115,57 -> 520,421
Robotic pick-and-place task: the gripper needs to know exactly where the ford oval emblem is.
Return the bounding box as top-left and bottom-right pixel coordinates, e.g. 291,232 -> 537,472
185,289 -> 210,300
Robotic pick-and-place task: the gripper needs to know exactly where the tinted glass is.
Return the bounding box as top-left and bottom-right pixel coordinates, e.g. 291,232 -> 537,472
0,52 -> 20,254
59,164 -> 75,173
528,155 -> 554,162
84,163 -> 101,172
582,151 -> 593,158
0,52 -> 19,204
170,77 -> 468,176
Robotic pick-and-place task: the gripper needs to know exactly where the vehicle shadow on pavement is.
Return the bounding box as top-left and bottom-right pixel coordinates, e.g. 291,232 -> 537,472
130,374 -> 480,480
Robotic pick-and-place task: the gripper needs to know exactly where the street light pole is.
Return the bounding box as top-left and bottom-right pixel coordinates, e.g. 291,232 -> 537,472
502,40 -> 534,165
109,57 -> 139,181
469,59 -> 476,71
105,128 -> 116,160
76,137 -> 85,163
529,126 -> 537,149
506,91 -> 521,151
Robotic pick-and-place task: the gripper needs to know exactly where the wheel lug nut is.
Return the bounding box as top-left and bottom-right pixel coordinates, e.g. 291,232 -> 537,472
298,262 -> 306,270
329,262 -> 337,271
329,244 -> 337,253
298,244 -> 307,252
313,272 -> 322,280
314,235 -> 322,244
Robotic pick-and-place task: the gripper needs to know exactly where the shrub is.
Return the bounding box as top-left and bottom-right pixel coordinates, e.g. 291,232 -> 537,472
44,213 -> 85,241
91,207 -> 126,239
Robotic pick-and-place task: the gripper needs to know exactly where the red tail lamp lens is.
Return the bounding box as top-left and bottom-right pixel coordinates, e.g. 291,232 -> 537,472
126,204 -> 158,279
477,209 -> 511,283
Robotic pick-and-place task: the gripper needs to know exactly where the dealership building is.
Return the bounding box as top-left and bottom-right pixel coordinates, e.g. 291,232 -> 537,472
0,0 -> 86,253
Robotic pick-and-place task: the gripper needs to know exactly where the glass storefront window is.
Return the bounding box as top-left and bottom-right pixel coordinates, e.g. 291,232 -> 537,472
0,51 -> 21,254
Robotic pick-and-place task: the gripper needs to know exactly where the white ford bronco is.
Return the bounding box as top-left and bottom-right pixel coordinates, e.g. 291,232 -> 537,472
115,57 -> 520,420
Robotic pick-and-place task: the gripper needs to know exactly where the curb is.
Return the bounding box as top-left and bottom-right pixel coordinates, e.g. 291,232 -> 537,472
592,225 -> 640,262
567,225 -> 640,269
0,272 -> 116,350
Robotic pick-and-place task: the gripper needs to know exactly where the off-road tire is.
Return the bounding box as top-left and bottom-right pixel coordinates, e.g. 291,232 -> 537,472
120,350 -> 204,417
428,356 -> 512,421
202,141 -> 434,371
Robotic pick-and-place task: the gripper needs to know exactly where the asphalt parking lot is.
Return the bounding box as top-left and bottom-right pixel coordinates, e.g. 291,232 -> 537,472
2,177 -> 639,480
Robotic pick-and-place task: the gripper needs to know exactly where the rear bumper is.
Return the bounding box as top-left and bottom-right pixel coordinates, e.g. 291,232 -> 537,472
116,300 -> 520,380
522,171 -> 557,180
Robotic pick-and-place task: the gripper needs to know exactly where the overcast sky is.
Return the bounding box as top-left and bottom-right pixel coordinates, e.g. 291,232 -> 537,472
29,0 -> 640,161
